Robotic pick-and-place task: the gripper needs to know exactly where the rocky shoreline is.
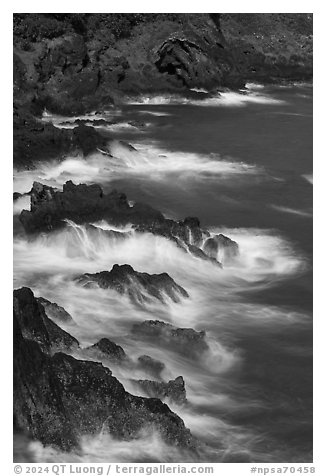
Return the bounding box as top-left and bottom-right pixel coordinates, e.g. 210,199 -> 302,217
14,13 -> 312,169
13,13 -> 313,461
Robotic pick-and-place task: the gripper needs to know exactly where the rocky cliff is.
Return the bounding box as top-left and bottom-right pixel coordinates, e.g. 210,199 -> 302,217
13,13 -> 312,168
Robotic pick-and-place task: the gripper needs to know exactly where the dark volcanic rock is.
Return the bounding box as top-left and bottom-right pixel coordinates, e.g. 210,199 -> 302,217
133,376 -> 187,404
14,287 -> 78,353
37,297 -> 74,323
137,355 -> 166,379
14,292 -> 195,451
131,320 -> 209,357
13,109 -> 108,168
19,180 -> 235,265
84,337 -> 127,363
20,180 -> 164,233
76,264 -> 189,304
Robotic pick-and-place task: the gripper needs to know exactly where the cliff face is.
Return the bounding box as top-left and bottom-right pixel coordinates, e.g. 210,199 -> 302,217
13,13 -> 312,115
13,13 -> 313,168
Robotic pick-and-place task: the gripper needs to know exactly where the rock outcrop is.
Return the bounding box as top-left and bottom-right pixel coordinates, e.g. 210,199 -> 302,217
14,287 -> 78,353
83,337 -> 127,363
13,288 -> 196,451
131,320 -> 209,357
19,180 -> 236,265
132,376 -> 187,404
36,296 -> 74,323
19,180 -> 164,233
76,264 -> 189,304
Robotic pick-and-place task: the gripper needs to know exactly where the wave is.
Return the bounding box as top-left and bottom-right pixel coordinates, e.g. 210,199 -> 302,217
302,173 -> 313,185
126,90 -> 286,107
13,141 -> 262,194
270,205 -> 312,218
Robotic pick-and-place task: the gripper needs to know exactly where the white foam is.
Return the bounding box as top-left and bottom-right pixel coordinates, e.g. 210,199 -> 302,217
302,173 -> 313,185
13,141 -> 261,194
127,90 -> 286,107
270,205 -> 312,217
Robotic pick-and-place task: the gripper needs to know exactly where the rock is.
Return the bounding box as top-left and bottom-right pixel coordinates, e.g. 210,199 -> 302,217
20,180 -> 164,233
13,192 -> 23,201
13,108 -> 108,168
131,320 -> 209,357
203,234 -> 239,263
19,180 -> 236,265
188,244 -> 222,267
36,297 -> 74,323
84,337 -> 127,362
137,355 -> 165,378
14,296 -> 195,451
75,264 -> 189,305
133,376 -> 187,404
14,287 -> 79,353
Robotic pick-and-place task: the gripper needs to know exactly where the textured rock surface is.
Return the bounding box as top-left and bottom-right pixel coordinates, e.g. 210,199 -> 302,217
37,296 -> 74,323
133,376 -> 187,404
131,320 -> 209,357
83,337 -> 127,363
13,14 -> 312,168
76,264 -> 189,304
14,287 -> 78,353
13,288 -> 196,451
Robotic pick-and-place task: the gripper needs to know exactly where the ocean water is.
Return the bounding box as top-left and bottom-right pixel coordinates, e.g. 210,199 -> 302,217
13,84 -> 313,463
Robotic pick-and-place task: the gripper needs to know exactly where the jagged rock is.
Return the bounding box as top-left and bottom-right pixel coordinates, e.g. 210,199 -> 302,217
137,355 -> 165,378
19,180 -> 235,265
36,297 -> 74,323
131,320 -> 209,357
14,287 -> 78,353
75,264 -> 189,304
133,376 -> 186,404
84,337 -> 127,362
13,294 -> 195,451
13,109 -> 108,168
203,234 -> 239,263
20,180 -> 164,233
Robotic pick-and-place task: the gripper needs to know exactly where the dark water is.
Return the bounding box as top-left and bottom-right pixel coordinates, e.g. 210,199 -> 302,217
13,84 -> 313,462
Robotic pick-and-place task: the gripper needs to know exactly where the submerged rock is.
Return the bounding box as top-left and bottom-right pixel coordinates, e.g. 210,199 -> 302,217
137,355 -> 166,379
14,287 -> 78,353
13,288 -> 196,451
131,320 -> 209,357
75,264 -> 189,304
133,376 -> 187,404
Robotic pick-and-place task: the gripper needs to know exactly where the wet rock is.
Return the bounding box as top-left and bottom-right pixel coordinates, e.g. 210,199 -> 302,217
36,297 -> 74,323
20,180 -> 164,233
84,338 -> 127,363
14,295 -> 195,451
133,376 -> 186,404
14,287 -> 78,353
19,180 -> 236,266
137,355 -> 165,378
131,320 -> 209,357
13,109 -> 108,168
203,234 -> 239,263
76,264 -> 189,305
188,244 -> 222,267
